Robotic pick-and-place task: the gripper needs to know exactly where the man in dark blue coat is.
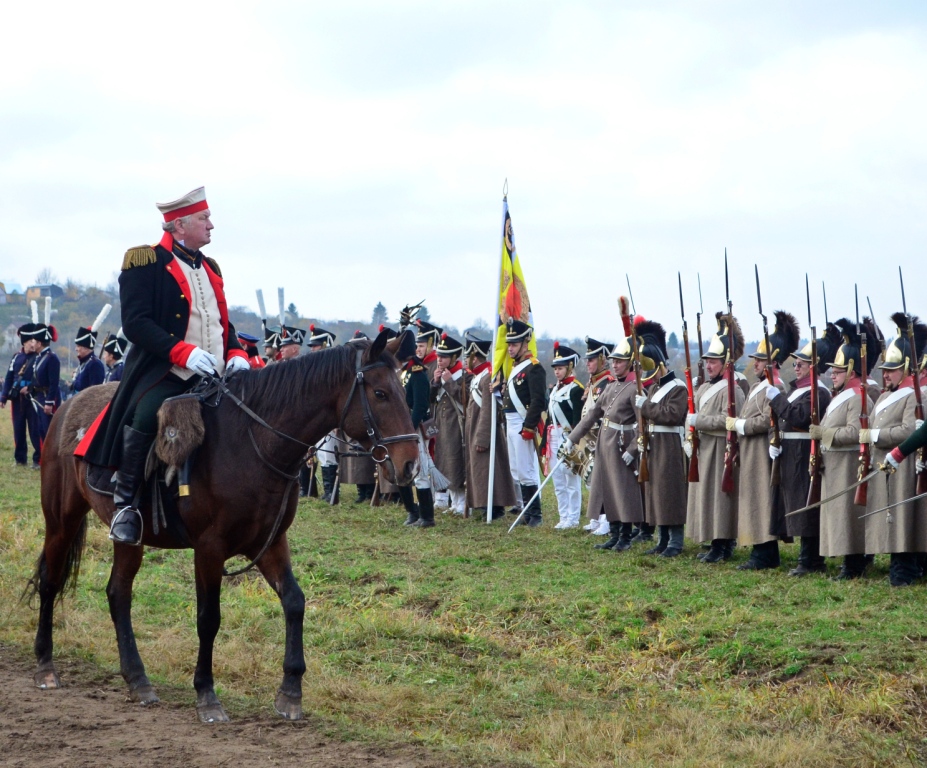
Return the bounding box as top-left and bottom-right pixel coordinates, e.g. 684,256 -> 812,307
30,321 -> 61,454
1,323 -> 42,466
102,330 -> 127,383
71,306 -> 109,396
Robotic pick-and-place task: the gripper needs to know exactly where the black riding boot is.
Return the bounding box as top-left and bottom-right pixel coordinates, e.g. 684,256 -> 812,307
644,525 -> 670,555
836,553 -> 870,580
109,426 -> 154,546
701,538 -> 729,564
789,536 -> 826,576
631,522 -> 655,544
612,522 -> 634,552
660,525 -> 685,558
398,485 -> 419,525
298,465 -> 311,498
356,483 -> 375,503
594,521 -> 623,550
889,552 -> 921,586
320,465 -> 337,502
413,488 -> 436,528
520,484 -> 542,527
738,539 -> 780,570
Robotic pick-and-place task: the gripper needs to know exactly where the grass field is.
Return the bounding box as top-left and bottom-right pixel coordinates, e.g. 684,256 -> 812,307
2,412 -> 927,767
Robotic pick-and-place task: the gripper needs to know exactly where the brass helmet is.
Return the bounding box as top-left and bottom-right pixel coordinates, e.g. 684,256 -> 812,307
749,310 -> 799,365
635,320 -> 667,382
832,317 -> 882,376
793,322 -> 841,374
702,312 -> 744,362
880,313 -> 927,373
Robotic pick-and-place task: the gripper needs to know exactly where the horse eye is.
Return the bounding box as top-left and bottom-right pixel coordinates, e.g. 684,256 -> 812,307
374,389 -> 387,401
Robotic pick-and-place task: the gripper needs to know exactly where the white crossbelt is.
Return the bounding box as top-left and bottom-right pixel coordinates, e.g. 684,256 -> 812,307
603,418 -> 634,432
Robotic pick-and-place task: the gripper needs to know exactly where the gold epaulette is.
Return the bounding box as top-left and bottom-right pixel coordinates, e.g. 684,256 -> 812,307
575,381 -> 585,390
411,364 -> 424,372
531,356 -> 540,364
204,256 -> 222,277
121,245 -> 157,271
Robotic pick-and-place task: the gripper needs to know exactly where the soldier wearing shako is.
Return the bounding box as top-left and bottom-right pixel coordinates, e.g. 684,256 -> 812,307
635,321 -> 688,557
81,187 -> 250,546
263,323 -> 281,364
71,304 -> 110,396
815,317 -> 881,579
865,314 -> 927,586
102,329 -> 128,383
431,333 -> 468,515
561,332 -> 643,551
734,311 -> 798,570
464,334 -> 519,519
542,343 -> 584,529
502,319 -> 547,527
686,313 -> 746,564
414,320 -> 442,381
766,322 -> 838,575
579,336 -> 616,534
31,306 -> 62,444
1,313 -> 42,466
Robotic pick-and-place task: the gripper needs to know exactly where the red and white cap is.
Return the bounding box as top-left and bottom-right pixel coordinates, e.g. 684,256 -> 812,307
156,186 -> 208,222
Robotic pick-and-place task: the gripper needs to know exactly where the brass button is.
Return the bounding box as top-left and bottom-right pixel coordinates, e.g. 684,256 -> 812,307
175,314 -> 181,319
180,293 -> 185,299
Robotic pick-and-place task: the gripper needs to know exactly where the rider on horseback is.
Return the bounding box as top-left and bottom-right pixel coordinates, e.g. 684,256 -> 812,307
83,187 -> 251,545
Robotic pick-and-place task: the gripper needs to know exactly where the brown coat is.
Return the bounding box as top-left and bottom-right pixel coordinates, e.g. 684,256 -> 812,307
431,368 -> 467,489
571,376 -> 644,523
736,379 -> 783,546
686,375 -> 745,542
465,368 -> 518,508
819,386 -> 870,557
639,374 -> 688,526
865,387 -> 927,553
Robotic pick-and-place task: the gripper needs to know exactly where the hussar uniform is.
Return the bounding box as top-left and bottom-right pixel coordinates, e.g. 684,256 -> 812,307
734,311 -> 799,570
767,323 -> 838,575
686,313 -> 746,563
431,333 -> 468,515
542,343 -> 584,529
818,317 -> 881,578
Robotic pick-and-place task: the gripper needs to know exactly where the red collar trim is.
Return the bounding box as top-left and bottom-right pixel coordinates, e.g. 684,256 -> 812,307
422,350 -> 438,365
560,375 -> 575,385
471,361 -> 492,375
448,361 -> 463,373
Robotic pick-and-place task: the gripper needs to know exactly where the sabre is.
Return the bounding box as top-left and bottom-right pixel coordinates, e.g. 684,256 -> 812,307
755,264 -> 781,485
786,469 -> 881,517
508,455 -> 566,532
858,487 -> 927,519
679,272 -> 699,482
256,289 -> 268,346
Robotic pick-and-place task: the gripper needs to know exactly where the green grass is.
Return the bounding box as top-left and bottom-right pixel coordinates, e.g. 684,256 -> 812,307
2,413 -> 927,767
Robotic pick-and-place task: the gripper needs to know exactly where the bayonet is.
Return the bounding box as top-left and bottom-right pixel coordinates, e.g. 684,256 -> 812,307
724,248 -> 730,310
626,274 -> 636,316
822,281 -> 829,325
696,273 -> 705,383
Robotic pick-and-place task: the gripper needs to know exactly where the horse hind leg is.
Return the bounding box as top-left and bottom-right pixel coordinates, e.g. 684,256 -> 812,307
256,535 -> 306,721
106,544 -> 159,705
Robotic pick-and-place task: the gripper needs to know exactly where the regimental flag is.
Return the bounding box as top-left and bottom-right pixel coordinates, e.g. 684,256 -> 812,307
493,196 -> 538,379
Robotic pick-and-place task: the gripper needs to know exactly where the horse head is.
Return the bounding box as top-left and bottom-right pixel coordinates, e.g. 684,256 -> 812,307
338,329 -> 419,485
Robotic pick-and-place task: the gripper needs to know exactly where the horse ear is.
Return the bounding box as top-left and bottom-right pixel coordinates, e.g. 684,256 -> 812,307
367,328 -> 390,363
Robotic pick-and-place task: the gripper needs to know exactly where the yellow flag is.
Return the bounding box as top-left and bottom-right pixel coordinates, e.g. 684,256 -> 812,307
493,197 -> 537,379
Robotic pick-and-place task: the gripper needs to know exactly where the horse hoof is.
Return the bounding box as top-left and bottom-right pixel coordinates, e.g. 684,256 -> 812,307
197,703 -> 230,723
34,667 -> 61,690
274,690 -> 303,721
130,685 -> 160,706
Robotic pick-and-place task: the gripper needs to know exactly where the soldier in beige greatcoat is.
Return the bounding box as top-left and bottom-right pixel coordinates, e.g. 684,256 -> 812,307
431,333 -> 468,515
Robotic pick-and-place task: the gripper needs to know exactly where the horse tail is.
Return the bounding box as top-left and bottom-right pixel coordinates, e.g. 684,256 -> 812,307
23,516 -> 89,605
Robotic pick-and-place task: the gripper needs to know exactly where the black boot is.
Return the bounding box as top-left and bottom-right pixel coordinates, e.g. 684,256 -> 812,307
612,522 -> 634,552
520,484 -> 542,527
298,465 -> 311,498
413,488 -> 436,528
631,523 -> 655,544
320,465 -> 337,502
594,521 -> 623,550
701,538 -> 728,564
109,426 -> 154,546
889,552 -> 920,586
644,526 -> 670,555
835,553 -> 869,580
356,483 -> 374,503
660,525 -> 685,558
491,506 -> 506,520
789,536 -> 826,576
398,485 -> 419,526
738,540 -> 780,570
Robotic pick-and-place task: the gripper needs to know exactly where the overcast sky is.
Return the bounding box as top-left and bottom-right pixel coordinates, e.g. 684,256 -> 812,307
1,1 -> 925,342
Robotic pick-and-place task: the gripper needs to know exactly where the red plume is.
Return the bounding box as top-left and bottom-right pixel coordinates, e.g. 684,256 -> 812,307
50,326 -> 58,342
619,296 -> 632,336
553,340 -> 560,349
378,324 -> 385,332
634,314 -> 646,328
310,323 -> 316,331
441,332 -> 447,340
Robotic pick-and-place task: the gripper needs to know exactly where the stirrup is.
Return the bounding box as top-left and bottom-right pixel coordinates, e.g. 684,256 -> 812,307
109,506 -> 144,546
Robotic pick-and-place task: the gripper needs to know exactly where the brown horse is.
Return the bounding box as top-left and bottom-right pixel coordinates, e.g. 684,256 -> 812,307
29,331 -> 418,722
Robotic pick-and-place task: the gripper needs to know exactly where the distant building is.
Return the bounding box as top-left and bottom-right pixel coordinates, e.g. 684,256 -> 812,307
25,284 -> 64,303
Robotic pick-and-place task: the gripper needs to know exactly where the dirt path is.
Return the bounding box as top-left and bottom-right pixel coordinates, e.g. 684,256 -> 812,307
0,644 -> 452,768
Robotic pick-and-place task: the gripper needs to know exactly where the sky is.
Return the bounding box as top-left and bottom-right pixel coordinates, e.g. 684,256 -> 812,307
1,0 -> 925,343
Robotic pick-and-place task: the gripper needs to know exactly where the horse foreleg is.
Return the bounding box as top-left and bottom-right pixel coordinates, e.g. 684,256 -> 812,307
256,534 -> 306,721
193,546 -> 228,723
106,544 -> 159,705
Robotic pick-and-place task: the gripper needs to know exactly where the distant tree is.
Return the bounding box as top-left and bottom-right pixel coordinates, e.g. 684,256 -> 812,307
468,317 -> 491,336
372,302 -> 388,326
417,305 -> 431,324
35,268 -> 58,285
667,332 -> 679,349
63,278 -> 80,301
287,302 -> 297,316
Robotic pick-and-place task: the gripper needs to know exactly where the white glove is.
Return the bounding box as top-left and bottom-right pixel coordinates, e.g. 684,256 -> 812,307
884,451 -> 901,469
916,458 -> 926,473
735,418 -> 746,436
556,438 -> 574,460
769,444 -> 782,460
186,347 -> 217,376
765,385 -> 780,401
634,394 -> 647,408
687,413 -> 698,429
917,419 -> 925,431
225,356 -> 250,374
683,440 -> 693,459
622,451 -> 634,466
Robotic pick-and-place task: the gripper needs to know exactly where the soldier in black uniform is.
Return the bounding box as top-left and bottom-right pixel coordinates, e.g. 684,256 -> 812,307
502,319 -> 547,527
401,323 -> 438,527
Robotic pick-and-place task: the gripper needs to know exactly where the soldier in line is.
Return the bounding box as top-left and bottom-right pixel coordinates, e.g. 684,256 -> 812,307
635,321 -> 688,557
686,313 -> 745,564
236,331 -> 266,370
263,323 -> 281,364
502,319 -> 547,527
562,332 -> 643,551
464,334 -> 519,520
732,311 -> 797,570
579,336 -> 616,534
864,315 -> 927,587
766,323 -> 838,576
30,316 -> 62,452
815,318 -> 881,579
71,304 -> 111,396
542,342 -> 584,529
102,329 -> 128,383
1,319 -> 43,467
431,333 -> 468,515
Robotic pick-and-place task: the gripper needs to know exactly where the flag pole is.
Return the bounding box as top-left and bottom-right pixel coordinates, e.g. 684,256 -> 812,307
486,183 -> 509,523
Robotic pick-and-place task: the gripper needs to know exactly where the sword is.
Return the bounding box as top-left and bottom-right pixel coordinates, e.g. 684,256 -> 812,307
785,469 -> 881,517
507,455 -> 565,532
858,487 -> 927,519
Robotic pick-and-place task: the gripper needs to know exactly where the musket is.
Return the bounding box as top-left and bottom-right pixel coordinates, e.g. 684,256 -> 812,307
822,281 -> 829,325
620,288 -> 649,484
900,267 -> 927,494
806,275 -> 822,508
696,274 -> 706,385
679,273 -> 699,482
854,285 -> 872,507
720,250 -> 738,495
755,265 -> 781,486
626,274 -> 637,316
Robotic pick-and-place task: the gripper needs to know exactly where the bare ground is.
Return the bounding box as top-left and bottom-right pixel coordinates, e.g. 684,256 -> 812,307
0,644 -> 458,768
